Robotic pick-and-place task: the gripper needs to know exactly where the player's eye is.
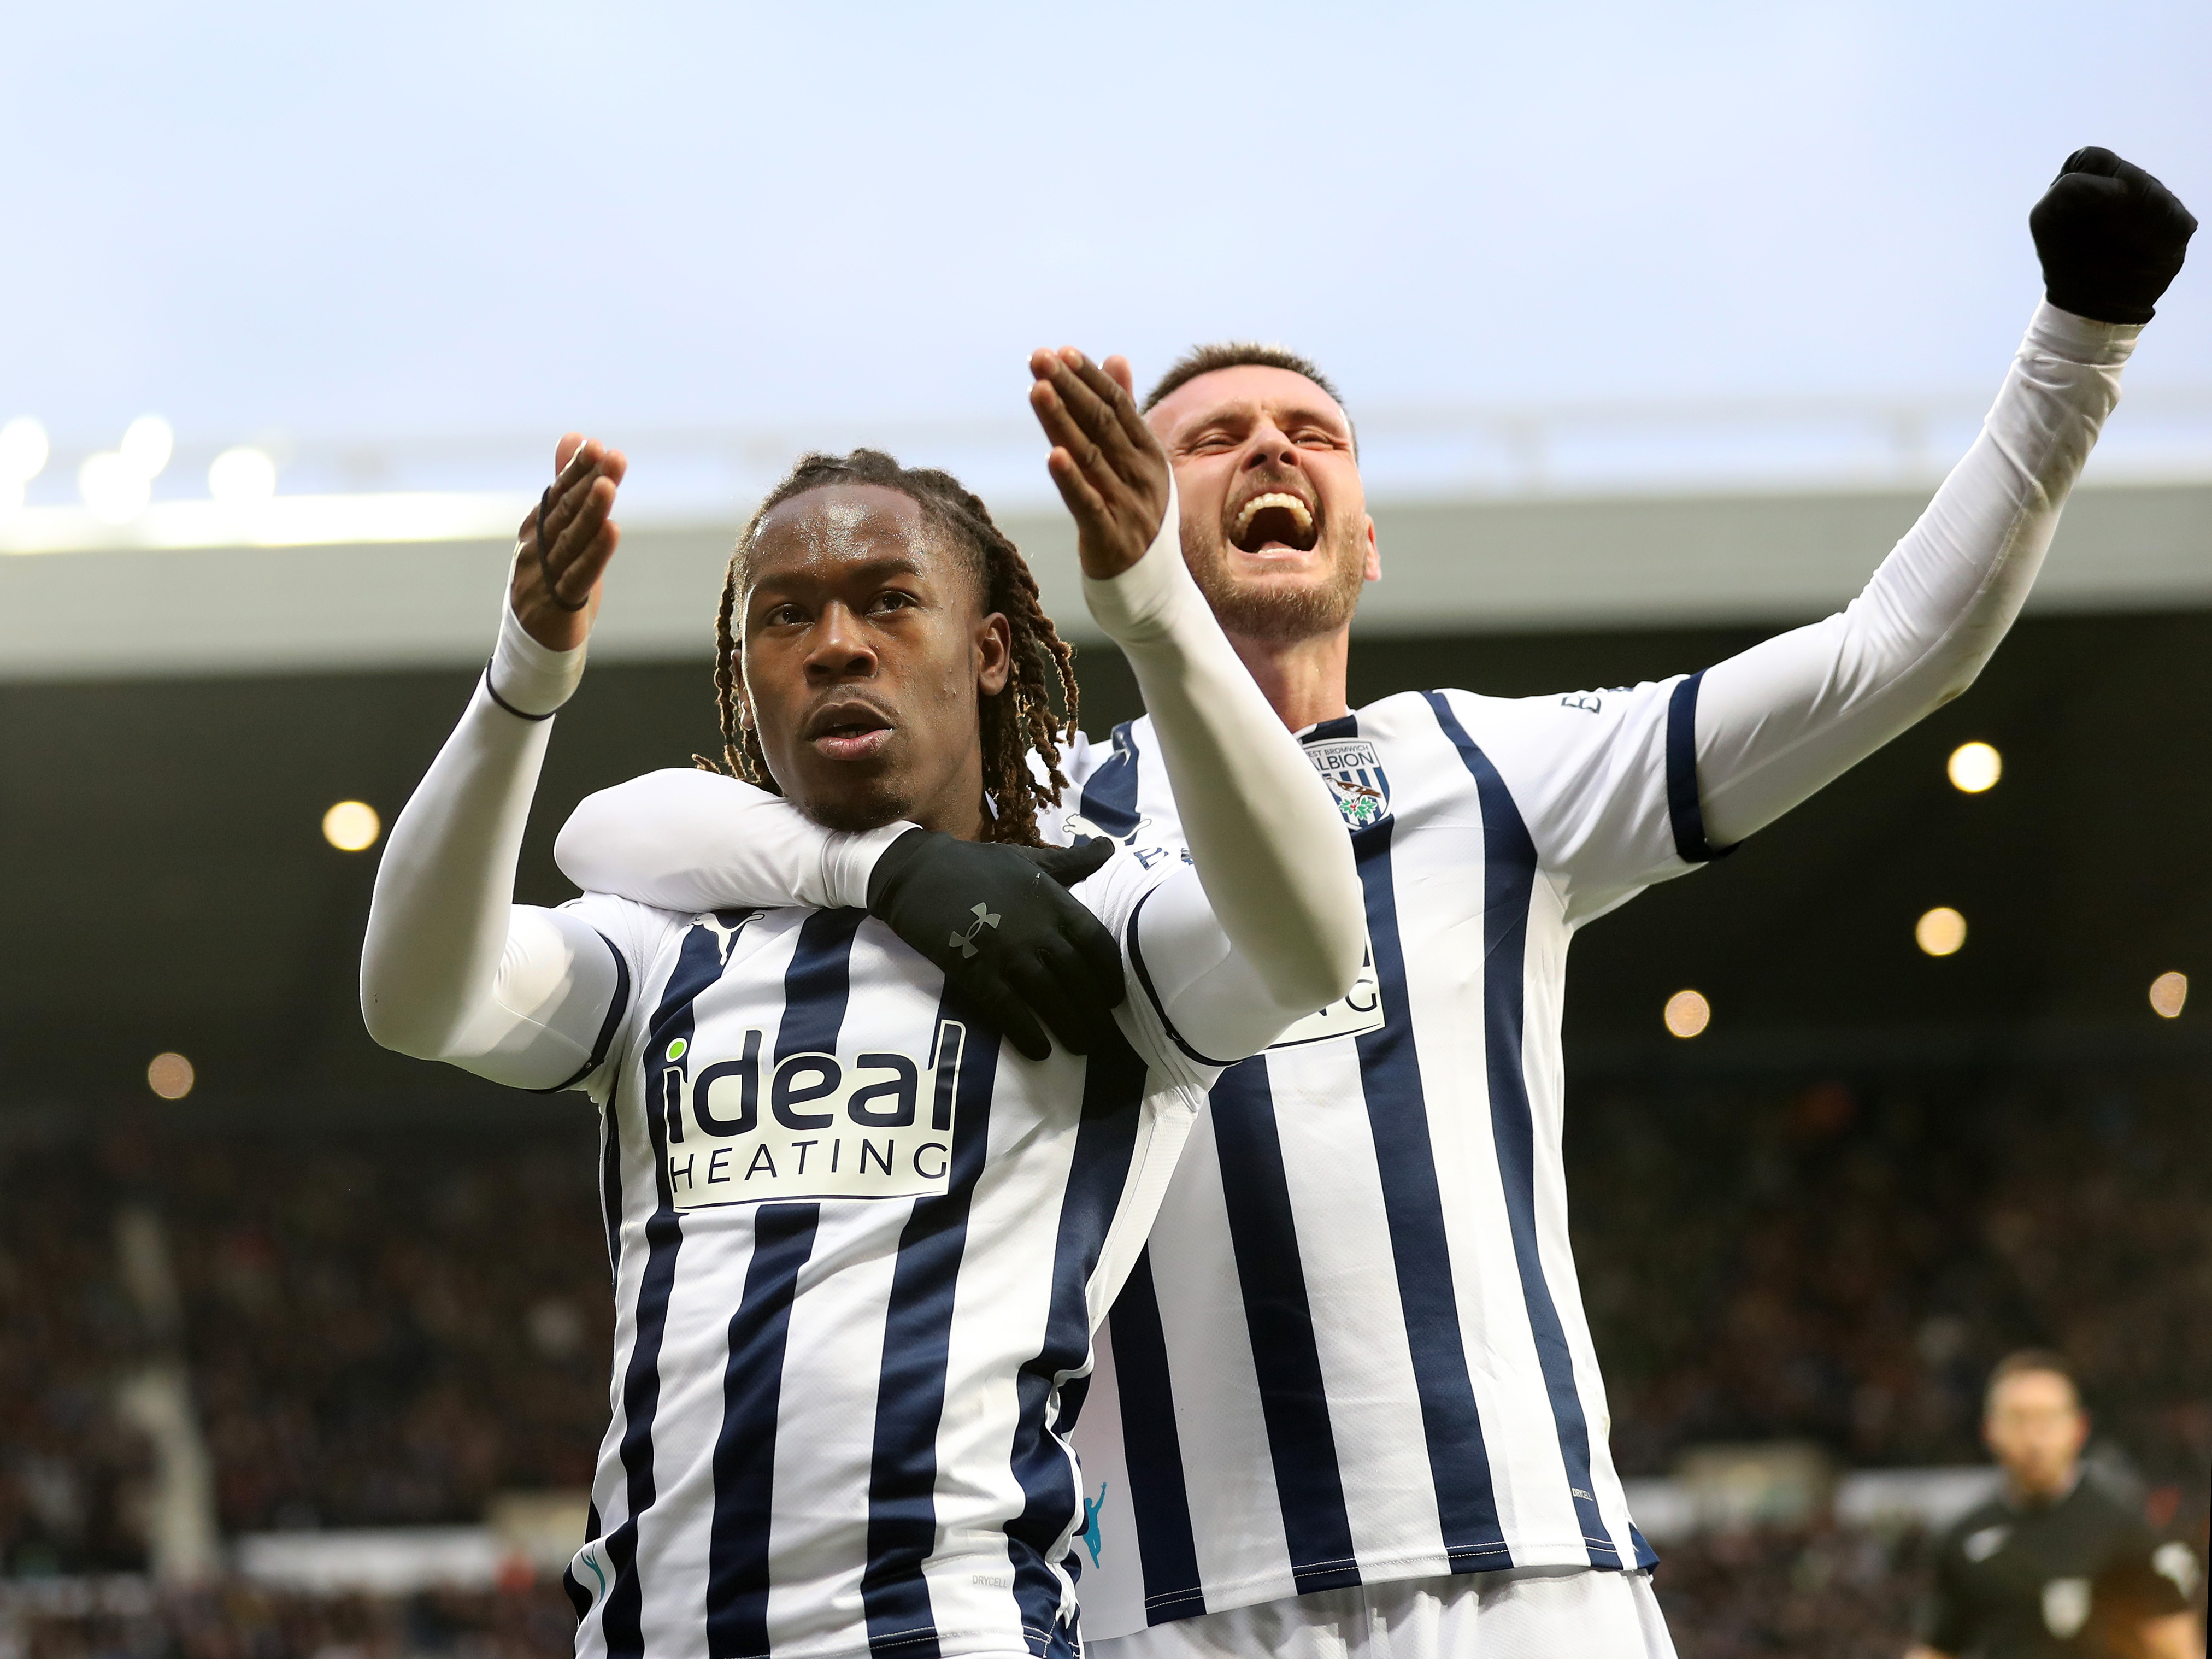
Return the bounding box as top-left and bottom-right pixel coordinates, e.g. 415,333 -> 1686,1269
869,590 -> 918,615
762,602 -> 807,627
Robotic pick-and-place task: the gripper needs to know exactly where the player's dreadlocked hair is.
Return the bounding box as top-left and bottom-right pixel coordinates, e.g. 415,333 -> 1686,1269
707,449 -> 1080,848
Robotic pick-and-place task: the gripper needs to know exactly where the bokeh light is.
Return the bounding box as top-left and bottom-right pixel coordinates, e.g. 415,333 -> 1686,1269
1915,906 -> 1967,957
0,416 -> 48,483
2149,971 -> 2187,1020
78,451 -> 150,522
120,414 -> 174,479
1946,741 -> 2002,793
322,800 -> 381,851
208,446 -> 278,503
1663,989 -> 1711,1038
147,1052 -> 195,1100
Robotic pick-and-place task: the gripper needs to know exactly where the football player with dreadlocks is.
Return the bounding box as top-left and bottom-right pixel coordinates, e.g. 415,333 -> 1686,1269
358,348 -> 1365,1659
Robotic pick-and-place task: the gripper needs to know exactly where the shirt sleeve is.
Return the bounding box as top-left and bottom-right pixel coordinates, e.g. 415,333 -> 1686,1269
362,585 -> 656,1092
555,727 -> 1106,915
1058,845 -> 1215,1096
1692,302 -> 2135,849
2098,1518 -> 2199,1622
1082,473 -> 1365,1031
555,768 -> 913,913
1460,302 -> 2138,924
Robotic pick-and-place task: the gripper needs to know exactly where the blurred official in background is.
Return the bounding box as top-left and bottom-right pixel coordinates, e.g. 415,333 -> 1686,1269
1909,1351 -> 2201,1659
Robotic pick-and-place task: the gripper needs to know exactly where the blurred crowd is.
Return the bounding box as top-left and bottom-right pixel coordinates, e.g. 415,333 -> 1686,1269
0,1113 -> 610,1566
1569,1060 -> 2212,1507
4,1578 -> 578,1659
1,1057 -> 2207,1646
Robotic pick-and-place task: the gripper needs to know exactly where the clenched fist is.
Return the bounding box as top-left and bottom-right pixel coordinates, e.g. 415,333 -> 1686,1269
2030,147 -> 2196,326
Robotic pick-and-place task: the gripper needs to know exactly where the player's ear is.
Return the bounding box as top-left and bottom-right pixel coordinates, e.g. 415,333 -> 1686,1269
1362,515 -> 1381,584
975,611 -> 1012,697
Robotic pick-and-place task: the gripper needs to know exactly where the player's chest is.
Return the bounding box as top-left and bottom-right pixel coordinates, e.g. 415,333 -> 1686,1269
1958,1517 -> 2114,1640
628,910 -> 1076,1213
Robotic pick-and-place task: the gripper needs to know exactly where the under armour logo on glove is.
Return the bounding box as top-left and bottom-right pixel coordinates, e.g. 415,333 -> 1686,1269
950,903 -> 1002,960
864,828 -> 1125,1062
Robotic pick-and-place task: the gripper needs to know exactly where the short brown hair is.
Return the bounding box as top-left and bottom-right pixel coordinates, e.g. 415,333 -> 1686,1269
1986,1349 -> 2080,1408
1142,343 -> 1349,418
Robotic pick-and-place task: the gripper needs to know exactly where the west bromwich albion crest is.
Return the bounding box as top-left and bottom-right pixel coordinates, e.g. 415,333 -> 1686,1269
1305,737 -> 1391,830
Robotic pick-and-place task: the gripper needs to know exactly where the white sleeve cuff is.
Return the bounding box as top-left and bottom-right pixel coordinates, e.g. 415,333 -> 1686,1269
488,582 -> 588,718
2027,299 -> 2142,367
1080,474 -> 1204,649
821,822 -> 916,910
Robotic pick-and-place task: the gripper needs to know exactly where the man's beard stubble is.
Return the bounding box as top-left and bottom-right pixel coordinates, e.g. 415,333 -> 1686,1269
1181,514 -> 1367,646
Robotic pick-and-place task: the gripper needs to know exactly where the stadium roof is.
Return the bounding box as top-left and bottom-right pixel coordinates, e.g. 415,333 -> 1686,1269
2,479 -> 2208,682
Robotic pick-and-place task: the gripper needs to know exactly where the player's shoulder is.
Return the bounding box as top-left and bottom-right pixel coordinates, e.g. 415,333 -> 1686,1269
1937,1492 -> 2014,1553
561,890 -> 798,978
1068,834 -> 1186,918
2062,1475 -> 2159,1541
1410,679 -> 1681,731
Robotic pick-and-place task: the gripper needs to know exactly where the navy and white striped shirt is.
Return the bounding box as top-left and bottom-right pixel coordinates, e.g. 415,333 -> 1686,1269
1066,680 -> 1716,1637
560,844 -> 1215,1659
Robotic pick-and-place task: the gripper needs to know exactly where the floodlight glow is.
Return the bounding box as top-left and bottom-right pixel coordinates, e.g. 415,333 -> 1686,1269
120,415 -> 174,479
2149,971 -> 2187,1020
79,451 -> 150,523
0,417 -> 48,483
323,800 -> 381,851
1946,741 -> 2002,793
1915,906 -> 1967,957
1663,989 -> 1710,1038
0,479 -> 20,518
208,446 -> 278,503
148,1052 -> 195,1100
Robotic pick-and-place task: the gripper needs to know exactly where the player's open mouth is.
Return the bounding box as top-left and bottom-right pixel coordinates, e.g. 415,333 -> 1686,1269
805,702 -> 896,761
1229,490 -> 1321,556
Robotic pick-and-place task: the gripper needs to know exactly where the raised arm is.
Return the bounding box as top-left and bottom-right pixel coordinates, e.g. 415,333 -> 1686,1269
1693,149 -> 2192,848
360,438 -> 633,1091
1030,349 -> 1366,1058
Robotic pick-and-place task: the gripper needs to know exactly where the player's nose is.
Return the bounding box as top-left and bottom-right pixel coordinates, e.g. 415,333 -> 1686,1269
1239,423 -> 1303,472
803,603 -> 876,680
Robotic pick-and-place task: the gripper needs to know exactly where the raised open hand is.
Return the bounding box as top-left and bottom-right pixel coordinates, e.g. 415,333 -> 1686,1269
1027,349 -> 1172,580
511,434 -> 629,651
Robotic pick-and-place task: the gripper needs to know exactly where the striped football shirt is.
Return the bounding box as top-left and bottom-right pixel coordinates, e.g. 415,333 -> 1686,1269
557,840 -> 1217,1659
1063,679 -> 1721,1637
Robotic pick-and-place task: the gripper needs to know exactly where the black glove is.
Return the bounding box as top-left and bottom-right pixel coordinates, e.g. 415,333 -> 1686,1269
866,828 -> 1127,1063
2029,146 -> 2196,325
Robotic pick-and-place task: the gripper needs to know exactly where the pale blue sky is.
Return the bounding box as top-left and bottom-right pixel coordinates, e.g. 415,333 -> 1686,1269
2,1 -> 2205,502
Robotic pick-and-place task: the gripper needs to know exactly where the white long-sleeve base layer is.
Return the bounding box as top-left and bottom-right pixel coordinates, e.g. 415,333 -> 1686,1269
545,303 -> 2138,1651
556,303 -> 2134,917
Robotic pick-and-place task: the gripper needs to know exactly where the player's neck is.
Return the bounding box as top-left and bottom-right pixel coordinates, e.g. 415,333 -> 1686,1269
2005,1465 -> 2081,1510
1227,624 -> 1354,734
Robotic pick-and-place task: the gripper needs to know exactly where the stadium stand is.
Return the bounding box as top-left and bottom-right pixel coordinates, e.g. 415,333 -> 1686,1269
4,1056 -> 2205,1655
4,609 -> 2208,1653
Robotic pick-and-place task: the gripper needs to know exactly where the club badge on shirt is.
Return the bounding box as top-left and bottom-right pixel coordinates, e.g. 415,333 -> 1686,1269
1305,737 -> 1392,831
2042,1577 -> 2091,1639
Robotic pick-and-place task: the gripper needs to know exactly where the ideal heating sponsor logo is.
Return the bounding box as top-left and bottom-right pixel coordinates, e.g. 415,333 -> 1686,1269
654,1022 -> 965,1207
